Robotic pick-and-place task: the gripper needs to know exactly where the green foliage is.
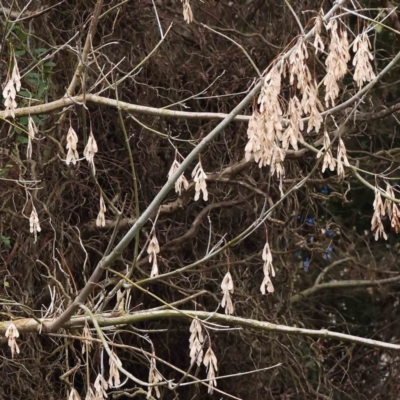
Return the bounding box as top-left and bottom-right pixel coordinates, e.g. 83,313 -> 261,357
0,235 -> 11,249
10,24 -> 55,104
15,115 -> 43,135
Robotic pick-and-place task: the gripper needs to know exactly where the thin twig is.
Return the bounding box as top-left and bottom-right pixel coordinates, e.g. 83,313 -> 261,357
79,304 -> 166,388
283,0 -> 304,35
202,24 -> 261,77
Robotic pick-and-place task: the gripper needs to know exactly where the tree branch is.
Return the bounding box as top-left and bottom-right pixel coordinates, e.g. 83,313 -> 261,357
65,0 -> 104,97
290,274 -> 400,304
6,309 -> 400,351
318,49 -> 400,118
344,101 -> 400,122
0,2 -> 64,21
0,93 -> 251,121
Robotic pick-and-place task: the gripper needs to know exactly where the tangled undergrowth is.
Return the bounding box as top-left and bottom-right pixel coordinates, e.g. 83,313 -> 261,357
1,0 -> 400,399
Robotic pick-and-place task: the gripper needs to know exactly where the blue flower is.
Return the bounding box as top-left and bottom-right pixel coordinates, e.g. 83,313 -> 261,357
306,218 -> 314,225
323,228 -> 335,237
321,186 -> 329,195
323,246 -> 334,260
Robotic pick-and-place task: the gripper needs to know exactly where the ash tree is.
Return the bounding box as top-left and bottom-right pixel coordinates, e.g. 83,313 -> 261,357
1,0 -> 400,399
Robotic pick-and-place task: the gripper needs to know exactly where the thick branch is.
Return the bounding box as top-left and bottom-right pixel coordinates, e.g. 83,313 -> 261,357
0,94 -> 251,121
7,310 -> 400,351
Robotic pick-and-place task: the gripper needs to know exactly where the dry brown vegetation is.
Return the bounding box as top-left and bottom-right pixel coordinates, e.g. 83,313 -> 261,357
2,0 -> 400,399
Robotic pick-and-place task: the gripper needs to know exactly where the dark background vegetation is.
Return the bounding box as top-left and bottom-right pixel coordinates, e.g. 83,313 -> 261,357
1,0 -> 400,399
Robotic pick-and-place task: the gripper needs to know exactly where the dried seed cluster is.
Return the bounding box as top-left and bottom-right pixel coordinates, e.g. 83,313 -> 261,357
94,374 -> 108,399
29,203 -> 41,243
66,126 -> 79,165
84,130 -> 99,174
168,158 -> 189,196
245,14 -> 376,189
148,355 -> 163,399
96,195 -> 106,227
188,320 -> 219,393
108,351 -> 122,387
372,187 -> 387,241
192,160 -> 208,201
372,184 -> 400,240
336,138 -> 350,179
352,33 -> 376,88
324,18 -> 351,107
221,271 -> 234,315
27,117 -> 38,159
6,322 -> 20,358
385,184 -> 400,234
69,388 -> 81,400
260,235 -> 275,294
317,131 -> 336,173
181,0 -> 193,23
2,58 -> 21,118
189,318 -> 204,366
203,346 -> 218,394
147,233 -> 160,277
245,67 -> 284,170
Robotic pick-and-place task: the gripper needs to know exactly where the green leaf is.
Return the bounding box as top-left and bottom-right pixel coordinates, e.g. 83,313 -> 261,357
27,73 -> 41,87
12,24 -> 27,41
37,81 -> 47,98
32,115 -> 42,125
19,90 -> 33,98
15,49 -> 26,57
44,61 -> 56,67
28,78 -> 40,87
19,116 -> 28,126
0,236 -> 11,249
4,281 -> 9,287
17,135 -> 29,144
32,48 -> 48,56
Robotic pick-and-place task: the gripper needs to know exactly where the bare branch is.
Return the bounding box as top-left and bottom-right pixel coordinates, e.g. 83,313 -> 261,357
291,274 -> 400,304
7,309 -> 400,351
